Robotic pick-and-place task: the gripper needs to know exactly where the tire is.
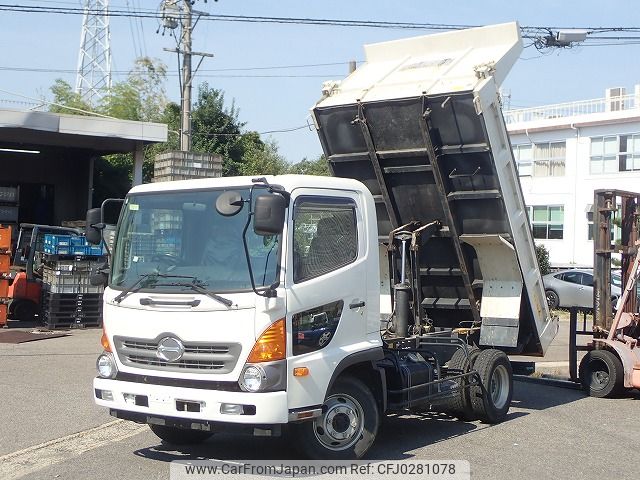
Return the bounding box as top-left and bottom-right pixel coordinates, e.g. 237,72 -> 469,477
292,376 -> 379,460
579,349 -> 624,398
545,290 -> 560,309
446,346 -> 480,421
148,424 -> 213,445
469,349 -> 513,424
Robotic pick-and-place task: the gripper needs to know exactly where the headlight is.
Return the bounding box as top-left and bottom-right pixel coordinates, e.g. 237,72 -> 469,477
240,365 -> 265,392
96,353 -> 118,379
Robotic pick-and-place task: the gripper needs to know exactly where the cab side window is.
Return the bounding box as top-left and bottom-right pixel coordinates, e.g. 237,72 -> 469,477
292,197 -> 357,283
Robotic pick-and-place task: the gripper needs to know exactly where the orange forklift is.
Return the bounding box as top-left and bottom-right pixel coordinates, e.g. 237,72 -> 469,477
7,223 -> 82,322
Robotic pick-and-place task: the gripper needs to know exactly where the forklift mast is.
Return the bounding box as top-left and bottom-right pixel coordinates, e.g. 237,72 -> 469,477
593,190 -> 640,333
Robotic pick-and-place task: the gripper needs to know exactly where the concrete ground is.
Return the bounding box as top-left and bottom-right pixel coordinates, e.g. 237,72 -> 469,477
0,323 -> 638,480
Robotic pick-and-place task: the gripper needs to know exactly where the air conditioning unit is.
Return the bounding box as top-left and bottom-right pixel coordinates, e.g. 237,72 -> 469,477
606,87 -> 626,112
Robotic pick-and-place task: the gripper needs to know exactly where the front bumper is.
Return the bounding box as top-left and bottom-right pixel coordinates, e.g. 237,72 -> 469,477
94,377 -> 289,425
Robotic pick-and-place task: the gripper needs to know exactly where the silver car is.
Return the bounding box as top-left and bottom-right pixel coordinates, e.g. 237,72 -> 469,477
543,269 -> 621,310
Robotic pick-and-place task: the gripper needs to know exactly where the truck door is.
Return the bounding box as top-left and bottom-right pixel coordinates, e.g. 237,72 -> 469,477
285,190 -> 369,409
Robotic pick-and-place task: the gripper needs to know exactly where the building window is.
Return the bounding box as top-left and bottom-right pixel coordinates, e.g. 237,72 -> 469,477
587,204 -> 621,241
590,136 -> 618,174
529,205 -> 564,239
513,144 -> 532,176
533,141 -> 566,176
619,134 -> 640,171
512,142 -> 565,177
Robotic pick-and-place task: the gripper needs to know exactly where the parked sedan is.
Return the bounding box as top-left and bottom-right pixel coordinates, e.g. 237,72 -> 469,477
543,269 -> 621,310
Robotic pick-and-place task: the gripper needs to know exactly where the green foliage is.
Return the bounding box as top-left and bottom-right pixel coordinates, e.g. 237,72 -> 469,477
190,83 -> 263,176
49,79 -> 93,115
239,138 -> 289,176
535,243 -> 551,276
288,155 -> 330,176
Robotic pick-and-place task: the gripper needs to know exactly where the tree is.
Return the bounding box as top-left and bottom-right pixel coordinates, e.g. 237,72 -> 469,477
189,83 -> 266,176
288,155 -> 330,176
535,244 -> 551,276
49,79 -> 93,115
240,138 -> 289,176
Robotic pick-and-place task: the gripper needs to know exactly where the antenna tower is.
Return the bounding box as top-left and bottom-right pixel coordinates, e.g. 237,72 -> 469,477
75,0 -> 112,105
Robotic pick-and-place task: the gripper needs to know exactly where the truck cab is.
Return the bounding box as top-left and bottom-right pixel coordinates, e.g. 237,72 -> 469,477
93,176 -> 386,457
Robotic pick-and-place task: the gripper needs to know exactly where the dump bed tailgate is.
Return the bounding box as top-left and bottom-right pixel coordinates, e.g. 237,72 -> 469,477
312,23 -> 557,355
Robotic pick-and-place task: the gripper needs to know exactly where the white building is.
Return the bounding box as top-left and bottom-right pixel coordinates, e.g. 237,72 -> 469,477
505,87 -> 640,268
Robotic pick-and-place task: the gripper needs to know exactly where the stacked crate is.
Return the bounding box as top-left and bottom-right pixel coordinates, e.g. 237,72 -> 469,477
153,151 -> 222,182
41,234 -> 106,329
0,226 -> 11,327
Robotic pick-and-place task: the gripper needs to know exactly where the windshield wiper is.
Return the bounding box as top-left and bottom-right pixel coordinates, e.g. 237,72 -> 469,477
154,280 -> 234,308
113,273 -> 160,303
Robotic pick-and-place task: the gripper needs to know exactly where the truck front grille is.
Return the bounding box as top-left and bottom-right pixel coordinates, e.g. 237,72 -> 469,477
113,336 -> 241,374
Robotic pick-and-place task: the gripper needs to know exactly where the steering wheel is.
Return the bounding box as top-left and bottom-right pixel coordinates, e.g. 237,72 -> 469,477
151,253 -> 182,268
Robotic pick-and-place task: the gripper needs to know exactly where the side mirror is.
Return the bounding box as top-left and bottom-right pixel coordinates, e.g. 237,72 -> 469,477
253,194 -> 287,236
85,208 -> 103,245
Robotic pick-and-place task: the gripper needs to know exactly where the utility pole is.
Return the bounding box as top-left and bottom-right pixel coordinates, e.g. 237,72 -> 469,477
180,0 -> 193,151
161,0 -> 213,152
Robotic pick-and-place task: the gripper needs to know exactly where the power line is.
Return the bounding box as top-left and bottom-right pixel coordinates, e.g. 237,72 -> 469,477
2,3 -> 640,48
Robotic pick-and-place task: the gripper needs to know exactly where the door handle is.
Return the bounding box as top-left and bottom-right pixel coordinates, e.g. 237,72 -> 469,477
349,301 -> 365,309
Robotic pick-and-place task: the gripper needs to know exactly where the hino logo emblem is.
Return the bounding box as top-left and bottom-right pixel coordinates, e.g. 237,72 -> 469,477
156,337 -> 185,363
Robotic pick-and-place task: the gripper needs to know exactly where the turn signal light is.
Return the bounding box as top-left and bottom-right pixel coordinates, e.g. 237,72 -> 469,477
247,318 -> 286,363
101,328 -> 112,352
293,367 -> 309,377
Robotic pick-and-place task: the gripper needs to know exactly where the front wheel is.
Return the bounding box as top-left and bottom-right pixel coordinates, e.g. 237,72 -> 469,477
292,376 -> 379,460
149,424 -> 213,445
579,349 -> 624,398
469,349 -> 513,424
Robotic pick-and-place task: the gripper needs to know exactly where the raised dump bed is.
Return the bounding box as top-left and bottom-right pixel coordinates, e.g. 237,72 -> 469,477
313,22 -> 557,355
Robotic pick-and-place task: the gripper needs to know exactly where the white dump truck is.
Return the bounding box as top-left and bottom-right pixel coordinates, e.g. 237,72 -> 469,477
87,22 -> 557,459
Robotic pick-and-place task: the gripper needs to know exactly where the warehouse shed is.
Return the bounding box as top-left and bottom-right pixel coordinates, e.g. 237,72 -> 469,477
0,109 -> 167,232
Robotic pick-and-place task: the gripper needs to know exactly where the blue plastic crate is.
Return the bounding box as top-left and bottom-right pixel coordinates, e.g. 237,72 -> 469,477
44,244 -> 71,255
71,245 -> 91,255
44,234 -> 73,247
70,237 -> 87,247
89,246 -> 105,256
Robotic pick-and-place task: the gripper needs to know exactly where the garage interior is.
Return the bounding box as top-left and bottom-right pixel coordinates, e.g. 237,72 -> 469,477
0,108 -> 167,238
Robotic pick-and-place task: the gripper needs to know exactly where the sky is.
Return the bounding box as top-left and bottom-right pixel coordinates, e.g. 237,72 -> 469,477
1,0 -> 640,163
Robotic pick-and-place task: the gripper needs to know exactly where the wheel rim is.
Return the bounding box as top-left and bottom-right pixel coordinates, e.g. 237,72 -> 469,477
490,364 -> 510,409
546,291 -> 557,308
313,393 -> 364,451
589,359 -> 610,391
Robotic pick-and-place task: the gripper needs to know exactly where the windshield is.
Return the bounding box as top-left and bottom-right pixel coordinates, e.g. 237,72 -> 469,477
110,187 -> 281,294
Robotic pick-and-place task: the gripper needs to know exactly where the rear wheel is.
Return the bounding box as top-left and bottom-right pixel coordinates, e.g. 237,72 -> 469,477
292,376 -> 379,459
446,346 -> 480,421
545,290 -> 559,309
579,349 -> 624,398
470,349 -> 513,424
149,424 -> 213,445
